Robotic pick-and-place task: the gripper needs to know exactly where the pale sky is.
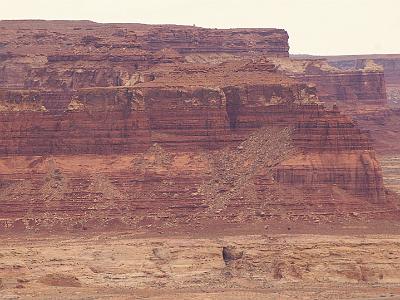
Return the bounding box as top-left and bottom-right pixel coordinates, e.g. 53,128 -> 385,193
1,0 -> 399,55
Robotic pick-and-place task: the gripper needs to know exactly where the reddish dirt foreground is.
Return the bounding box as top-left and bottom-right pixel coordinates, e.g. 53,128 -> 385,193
1,231 -> 400,299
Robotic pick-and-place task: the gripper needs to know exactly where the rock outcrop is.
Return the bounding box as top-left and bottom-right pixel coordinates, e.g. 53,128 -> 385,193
274,58 -> 387,104
292,54 -> 400,104
0,20 -> 288,90
325,55 -> 400,106
321,54 -> 400,85
0,21 -> 394,231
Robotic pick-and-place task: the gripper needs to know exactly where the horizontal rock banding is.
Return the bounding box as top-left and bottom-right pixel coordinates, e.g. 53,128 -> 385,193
0,21 -> 394,231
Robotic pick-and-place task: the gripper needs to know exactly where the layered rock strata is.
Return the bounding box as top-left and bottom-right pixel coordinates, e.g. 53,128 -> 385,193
0,20 -> 288,90
0,21 -> 394,231
273,59 -> 387,104
320,54 -> 400,85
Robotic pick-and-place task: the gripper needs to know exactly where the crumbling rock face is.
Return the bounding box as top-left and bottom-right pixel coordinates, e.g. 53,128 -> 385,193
0,20 -> 393,231
0,88 -> 151,155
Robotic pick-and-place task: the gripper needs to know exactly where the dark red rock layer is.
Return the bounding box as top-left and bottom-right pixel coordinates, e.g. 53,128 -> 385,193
0,83 -> 316,154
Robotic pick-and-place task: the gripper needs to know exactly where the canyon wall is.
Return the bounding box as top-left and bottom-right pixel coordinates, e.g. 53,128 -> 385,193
0,81 -> 386,231
274,59 -> 387,104
0,21 -> 393,231
320,55 -> 400,84
292,54 -> 400,103
325,55 -> 400,104
0,20 -> 288,90
293,71 -> 386,104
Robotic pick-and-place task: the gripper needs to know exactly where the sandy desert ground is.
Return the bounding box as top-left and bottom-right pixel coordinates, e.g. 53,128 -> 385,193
1,229 -> 400,299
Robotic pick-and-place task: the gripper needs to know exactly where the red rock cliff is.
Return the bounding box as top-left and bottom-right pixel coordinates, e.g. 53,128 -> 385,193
0,21 -> 390,231
273,59 -> 387,104
321,54 -> 400,85
0,20 -> 288,90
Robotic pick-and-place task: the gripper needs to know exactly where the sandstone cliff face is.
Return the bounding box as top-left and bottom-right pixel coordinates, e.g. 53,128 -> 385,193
326,55 -> 400,105
0,20 -> 288,90
275,152 -> 385,202
283,109 -> 384,201
0,21 -> 392,231
297,71 -> 386,104
274,59 -> 387,104
293,54 -> 400,104
0,82 -> 316,154
143,27 -> 289,55
323,55 -> 400,85
0,83 -> 386,220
